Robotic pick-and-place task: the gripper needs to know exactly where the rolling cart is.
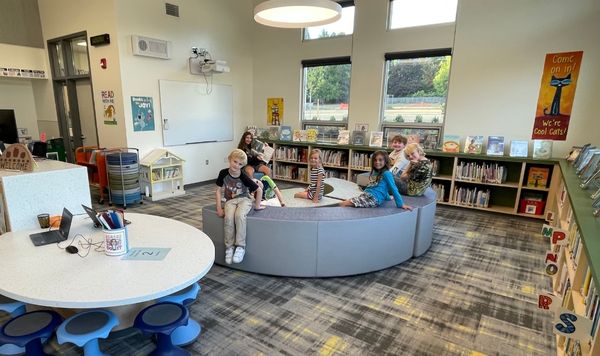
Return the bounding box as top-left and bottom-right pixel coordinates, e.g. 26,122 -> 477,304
104,148 -> 142,208
75,146 -> 109,204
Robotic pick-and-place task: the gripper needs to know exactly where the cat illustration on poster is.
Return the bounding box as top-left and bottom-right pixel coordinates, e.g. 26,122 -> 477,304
544,74 -> 571,116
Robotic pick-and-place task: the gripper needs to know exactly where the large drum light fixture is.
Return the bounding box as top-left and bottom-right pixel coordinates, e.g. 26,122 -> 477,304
254,0 -> 342,28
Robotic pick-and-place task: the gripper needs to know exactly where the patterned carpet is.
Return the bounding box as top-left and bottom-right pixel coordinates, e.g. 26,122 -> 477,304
1,182 -> 555,355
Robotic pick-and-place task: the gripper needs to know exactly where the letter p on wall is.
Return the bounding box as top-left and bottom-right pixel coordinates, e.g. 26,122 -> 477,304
552,228 -> 568,245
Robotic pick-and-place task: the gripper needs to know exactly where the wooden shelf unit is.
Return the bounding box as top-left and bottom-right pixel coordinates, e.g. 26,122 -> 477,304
550,160 -> 600,356
140,149 -> 185,201
267,140 -> 558,219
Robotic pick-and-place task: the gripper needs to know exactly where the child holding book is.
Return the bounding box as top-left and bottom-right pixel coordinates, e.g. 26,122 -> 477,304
395,143 -> 433,197
238,131 -> 272,178
254,175 -> 286,207
295,149 -> 325,203
389,135 -> 409,176
340,150 -> 412,210
215,149 -> 264,264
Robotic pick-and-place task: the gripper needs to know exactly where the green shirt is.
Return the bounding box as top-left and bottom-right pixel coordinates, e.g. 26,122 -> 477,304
260,175 -> 277,200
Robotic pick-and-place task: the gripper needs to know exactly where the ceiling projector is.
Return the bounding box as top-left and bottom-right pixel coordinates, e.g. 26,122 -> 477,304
202,60 -> 230,73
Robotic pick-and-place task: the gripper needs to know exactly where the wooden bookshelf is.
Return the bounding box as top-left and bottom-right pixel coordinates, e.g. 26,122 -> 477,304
267,140 -> 559,219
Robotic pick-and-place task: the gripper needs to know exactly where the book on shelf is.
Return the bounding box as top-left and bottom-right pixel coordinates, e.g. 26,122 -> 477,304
442,135 -> 460,152
575,147 -> 599,173
267,126 -> 280,140
369,131 -> 384,147
566,145 -> 585,162
352,131 -> 367,146
407,134 -> 420,144
429,159 -> 440,176
246,125 -> 257,136
292,129 -> 302,142
486,136 -> 505,156
527,167 -> 550,188
279,126 -> 292,141
306,129 -> 318,143
510,140 -> 529,157
337,130 -> 350,145
300,130 -> 308,142
455,161 -> 507,184
573,144 -> 594,167
464,135 -> 484,154
533,139 -> 553,159
256,127 -> 268,140
451,186 -> 490,207
431,183 -> 445,202
579,151 -> 600,178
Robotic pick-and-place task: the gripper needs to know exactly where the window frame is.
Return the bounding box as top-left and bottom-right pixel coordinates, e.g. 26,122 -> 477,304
387,0 -> 458,31
380,48 -> 451,149
302,1 -> 355,41
301,56 -> 351,134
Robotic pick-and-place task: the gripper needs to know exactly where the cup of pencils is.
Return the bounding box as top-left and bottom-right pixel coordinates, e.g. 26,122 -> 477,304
97,210 -> 129,256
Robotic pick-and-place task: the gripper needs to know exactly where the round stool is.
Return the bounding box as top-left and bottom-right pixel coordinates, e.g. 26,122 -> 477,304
0,295 -> 27,355
157,283 -> 202,346
134,302 -> 190,356
56,310 -> 119,356
0,310 -> 62,356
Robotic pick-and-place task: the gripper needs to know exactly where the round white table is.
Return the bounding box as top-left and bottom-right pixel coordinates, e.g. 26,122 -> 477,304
0,213 -> 215,309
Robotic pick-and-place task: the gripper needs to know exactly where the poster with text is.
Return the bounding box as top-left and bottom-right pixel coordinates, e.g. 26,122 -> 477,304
131,96 -> 155,132
267,98 -> 283,126
101,90 -> 118,125
532,51 -> 583,140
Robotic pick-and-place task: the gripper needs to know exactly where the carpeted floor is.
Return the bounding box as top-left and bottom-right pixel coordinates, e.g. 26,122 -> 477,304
2,182 -> 555,355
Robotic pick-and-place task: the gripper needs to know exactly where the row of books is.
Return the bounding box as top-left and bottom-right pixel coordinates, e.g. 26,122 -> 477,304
429,159 -> 440,177
431,183 -> 446,202
442,135 -> 553,159
274,147 -> 308,162
274,164 -> 307,182
454,162 -> 508,184
350,152 -> 372,170
324,170 -> 348,180
450,187 -> 491,207
147,167 -> 181,181
320,149 -> 348,167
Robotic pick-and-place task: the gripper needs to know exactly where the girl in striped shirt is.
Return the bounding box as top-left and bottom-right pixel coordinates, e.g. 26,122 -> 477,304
295,149 -> 325,203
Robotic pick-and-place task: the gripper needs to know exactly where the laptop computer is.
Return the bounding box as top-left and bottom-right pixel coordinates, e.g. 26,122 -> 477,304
29,208 -> 73,246
81,204 -> 102,228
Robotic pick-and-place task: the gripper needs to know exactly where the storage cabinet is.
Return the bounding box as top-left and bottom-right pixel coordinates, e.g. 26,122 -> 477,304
267,140 -> 558,219
140,149 -> 185,201
549,161 -> 600,356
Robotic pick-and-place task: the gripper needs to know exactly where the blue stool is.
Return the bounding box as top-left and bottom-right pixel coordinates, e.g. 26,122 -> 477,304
0,295 -> 26,355
253,172 -> 265,180
134,302 -> 190,356
157,283 -> 202,346
0,310 -> 62,356
56,310 -> 119,356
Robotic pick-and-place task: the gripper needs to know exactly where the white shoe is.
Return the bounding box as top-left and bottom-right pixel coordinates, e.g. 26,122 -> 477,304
225,247 -> 234,265
232,247 -> 245,264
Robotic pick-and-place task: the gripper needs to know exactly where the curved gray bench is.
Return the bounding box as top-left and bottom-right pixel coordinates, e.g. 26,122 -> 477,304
202,188 -> 436,277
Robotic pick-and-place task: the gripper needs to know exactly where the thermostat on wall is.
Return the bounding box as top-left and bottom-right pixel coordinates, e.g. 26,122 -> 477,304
90,34 -> 110,46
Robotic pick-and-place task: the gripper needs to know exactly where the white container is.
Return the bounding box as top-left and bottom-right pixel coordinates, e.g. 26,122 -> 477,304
104,226 -> 129,256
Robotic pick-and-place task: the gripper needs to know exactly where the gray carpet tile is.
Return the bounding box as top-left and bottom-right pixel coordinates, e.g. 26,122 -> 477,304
0,182 -> 555,355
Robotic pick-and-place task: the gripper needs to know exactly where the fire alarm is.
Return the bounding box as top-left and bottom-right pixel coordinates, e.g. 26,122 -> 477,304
100,58 -> 107,69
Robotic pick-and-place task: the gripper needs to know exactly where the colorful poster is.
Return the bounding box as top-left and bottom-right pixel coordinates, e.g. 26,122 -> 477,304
267,98 -> 283,126
532,51 -> 583,140
131,96 -> 155,132
101,90 -> 118,125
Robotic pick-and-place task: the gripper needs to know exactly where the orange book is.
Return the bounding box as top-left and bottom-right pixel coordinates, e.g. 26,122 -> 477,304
527,167 -> 550,188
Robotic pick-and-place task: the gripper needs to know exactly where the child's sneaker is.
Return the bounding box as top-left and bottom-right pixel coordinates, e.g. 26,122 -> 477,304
225,247 -> 234,264
232,246 -> 245,263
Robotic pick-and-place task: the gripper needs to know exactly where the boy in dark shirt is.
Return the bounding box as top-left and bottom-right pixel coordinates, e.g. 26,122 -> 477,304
216,149 -> 263,264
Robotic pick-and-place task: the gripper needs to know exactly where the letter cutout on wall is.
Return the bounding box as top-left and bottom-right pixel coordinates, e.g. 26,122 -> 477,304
538,293 -> 561,313
553,307 -> 593,340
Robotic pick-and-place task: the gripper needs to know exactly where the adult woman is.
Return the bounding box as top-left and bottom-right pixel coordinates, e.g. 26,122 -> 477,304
237,131 -> 272,177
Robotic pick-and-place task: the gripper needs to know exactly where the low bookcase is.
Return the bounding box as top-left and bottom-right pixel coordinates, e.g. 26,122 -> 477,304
266,140 -> 558,219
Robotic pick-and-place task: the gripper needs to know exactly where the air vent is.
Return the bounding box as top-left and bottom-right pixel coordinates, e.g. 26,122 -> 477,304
165,3 -> 179,17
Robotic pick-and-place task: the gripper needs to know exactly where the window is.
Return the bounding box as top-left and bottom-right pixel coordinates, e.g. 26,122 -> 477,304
303,1 -> 355,40
381,49 -> 451,149
389,0 -> 457,30
302,57 -> 351,140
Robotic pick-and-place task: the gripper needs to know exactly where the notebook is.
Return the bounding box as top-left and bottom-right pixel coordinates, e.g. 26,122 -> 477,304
29,208 -> 73,246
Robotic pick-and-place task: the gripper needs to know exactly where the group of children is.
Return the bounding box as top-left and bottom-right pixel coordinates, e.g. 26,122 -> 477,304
215,131 -> 433,264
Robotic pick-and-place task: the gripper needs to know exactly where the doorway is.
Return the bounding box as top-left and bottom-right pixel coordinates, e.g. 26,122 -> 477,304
48,32 -> 98,162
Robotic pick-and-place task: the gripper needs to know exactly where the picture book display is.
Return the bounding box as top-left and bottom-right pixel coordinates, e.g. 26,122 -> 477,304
510,140 -> 529,157
486,136 -> 505,156
527,167 -> 550,188
292,129 -> 303,142
464,136 -> 484,154
279,126 -> 292,141
337,130 -> 350,145
442,135 -> 461,153
533,140 -> 553,159
352,131 -> 367,146
369,131 -> 384,147
267,126 -> 280,140
407,134 -> 420,144
306,128 -> 318,143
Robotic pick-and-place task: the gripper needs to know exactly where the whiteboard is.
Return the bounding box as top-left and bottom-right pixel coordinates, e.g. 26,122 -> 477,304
159,80 -> 233,146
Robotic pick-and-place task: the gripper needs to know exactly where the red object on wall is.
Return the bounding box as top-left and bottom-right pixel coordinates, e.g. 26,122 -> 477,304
100,58 -> 107,69
519,198 -> 546,215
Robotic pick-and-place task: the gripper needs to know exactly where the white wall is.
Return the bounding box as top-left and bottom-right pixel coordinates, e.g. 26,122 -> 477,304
37,0 -> 127,149
0,78 -> 40,140
445,0 -> 600,157
251,0 -> 455,131
116,0 -> 255,183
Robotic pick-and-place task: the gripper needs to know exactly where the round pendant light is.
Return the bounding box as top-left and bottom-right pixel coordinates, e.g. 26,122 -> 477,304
254,0 -> 342,28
